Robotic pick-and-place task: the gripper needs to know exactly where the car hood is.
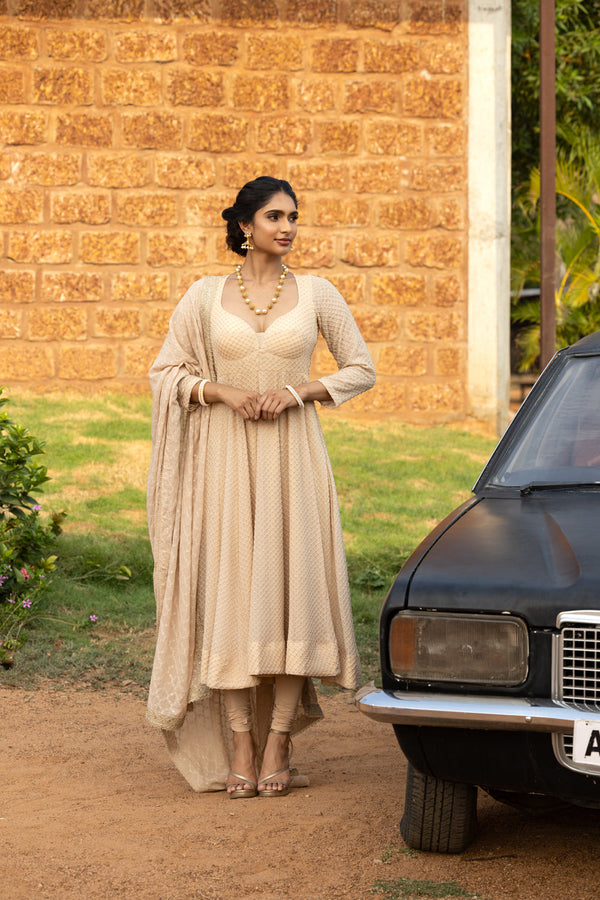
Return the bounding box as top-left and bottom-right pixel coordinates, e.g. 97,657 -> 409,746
407,493 -> 600,627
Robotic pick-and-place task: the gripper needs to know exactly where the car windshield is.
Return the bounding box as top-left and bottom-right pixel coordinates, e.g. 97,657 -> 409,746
489,356 -> 600,488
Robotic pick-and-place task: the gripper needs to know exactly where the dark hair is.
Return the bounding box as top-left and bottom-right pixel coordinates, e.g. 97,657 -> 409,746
221,176 -> 298,257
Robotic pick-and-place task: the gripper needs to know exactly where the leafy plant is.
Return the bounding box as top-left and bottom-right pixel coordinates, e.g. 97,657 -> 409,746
511,134 -> 600,371
0,388 -> 67,667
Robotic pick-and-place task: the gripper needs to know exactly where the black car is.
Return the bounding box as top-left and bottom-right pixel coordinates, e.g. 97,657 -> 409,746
358,331 -> 600,853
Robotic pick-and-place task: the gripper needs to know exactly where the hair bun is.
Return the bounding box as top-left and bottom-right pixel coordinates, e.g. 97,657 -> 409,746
221,205 -> 237,222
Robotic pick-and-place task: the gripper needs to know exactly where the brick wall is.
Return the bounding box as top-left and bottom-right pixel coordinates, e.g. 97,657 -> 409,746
0,0 -> 468,420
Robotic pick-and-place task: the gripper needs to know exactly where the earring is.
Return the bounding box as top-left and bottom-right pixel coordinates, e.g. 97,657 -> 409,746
241,231 -> 254,251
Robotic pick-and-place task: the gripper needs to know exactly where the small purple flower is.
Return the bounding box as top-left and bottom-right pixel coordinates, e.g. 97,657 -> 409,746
7,598 -> 15,604
22,598 -> 32,608
0,575 -> 7,587
32,504 -> 42,513
89,614 -> 98,623
20,567 -> 30,581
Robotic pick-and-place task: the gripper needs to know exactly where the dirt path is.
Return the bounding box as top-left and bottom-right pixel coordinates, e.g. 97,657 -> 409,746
1,685 -> 600,900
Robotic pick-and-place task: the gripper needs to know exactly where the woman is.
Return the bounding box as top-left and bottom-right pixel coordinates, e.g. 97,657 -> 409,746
146,176 -> 375,798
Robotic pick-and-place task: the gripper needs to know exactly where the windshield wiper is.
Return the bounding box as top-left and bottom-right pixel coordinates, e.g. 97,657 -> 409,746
520,481 -> 600,495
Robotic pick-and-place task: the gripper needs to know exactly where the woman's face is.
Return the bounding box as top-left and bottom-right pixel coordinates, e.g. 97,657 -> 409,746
241,191 -> 298,257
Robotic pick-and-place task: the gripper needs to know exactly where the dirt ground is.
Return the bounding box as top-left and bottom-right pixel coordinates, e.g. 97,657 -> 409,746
2,685 -> 600,900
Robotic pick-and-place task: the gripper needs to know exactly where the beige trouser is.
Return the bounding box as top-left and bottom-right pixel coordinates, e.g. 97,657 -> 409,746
222,674 -> 305,733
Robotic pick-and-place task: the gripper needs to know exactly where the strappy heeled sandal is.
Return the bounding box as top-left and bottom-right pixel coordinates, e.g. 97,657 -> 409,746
258,729 -> 292,797
257,766 -> 290,798
227,773 -> 258,800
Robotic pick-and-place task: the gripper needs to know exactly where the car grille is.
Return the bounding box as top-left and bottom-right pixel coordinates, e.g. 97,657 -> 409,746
561,624 -> 600,707
552,612 -> 600,774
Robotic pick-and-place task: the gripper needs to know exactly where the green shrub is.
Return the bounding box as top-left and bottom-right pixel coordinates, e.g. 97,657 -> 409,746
0,388 -> 65,667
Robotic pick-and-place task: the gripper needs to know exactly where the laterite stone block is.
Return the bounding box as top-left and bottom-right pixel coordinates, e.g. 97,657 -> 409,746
0,310 -> 21,338
312,39 -> 359,73
367,121 -> 422,155
182,32 -> 239,66
379,197 -> 433,230
0,347 -> 54,380
56,113 -> 112,147
115,31 -> 177,62
123,342 -> 161,377
58,346 -> 117,380
363,40 -> 421,73
46,28 -> 106,61
408,2 -> 464,36
257,117 -> 312,155
188,115 -> 249,153
167,70 -> 223,106
18,152 -> 81,185
0,111 -> 47,144
246,34 -> 303,69
342,236 -> 400,267
42,271 -> 103,303
87,154 -> 149,187
232,75 -> 288,112
116,192 -> 177,227
80,232 -> 140,265
0,26 -> 38,60
406,236 -> 463,270
351,161 -> 403,193
352,309 -> 399,341
319,121 -> 360,154
407,310 -> 462,341
10,230 -> 72,263
0,188 -> 42,223
102,69 -> 161,106
156,155 -> 215,189
373,273 -> 426,306
435,274 -> 462,306
147,232 -> 207,267
123,113 -> 182,150
51,191 -> 110,224
0,270 -> 35,302
33,67 -> 93,105
29,308 -> 87,341
94,308 -> 141,338
379,345 -> 427,376
111,272 -> 169,301
344,81 -> 397,114
288,161 -> 346,191
295,80 -> 335,112
404,77 -> 463,118
409,381 -> 463,412
0,68 -> 26,103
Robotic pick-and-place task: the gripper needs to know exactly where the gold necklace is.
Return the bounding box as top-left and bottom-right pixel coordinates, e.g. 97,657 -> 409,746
235,264 -> 288,316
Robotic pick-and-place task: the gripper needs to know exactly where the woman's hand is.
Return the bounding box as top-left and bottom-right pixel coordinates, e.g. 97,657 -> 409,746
255,387 -> 298,421
217,385 -> 261,420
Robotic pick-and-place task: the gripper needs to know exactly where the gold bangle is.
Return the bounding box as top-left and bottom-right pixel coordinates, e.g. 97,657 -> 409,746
285,385 -> 304,408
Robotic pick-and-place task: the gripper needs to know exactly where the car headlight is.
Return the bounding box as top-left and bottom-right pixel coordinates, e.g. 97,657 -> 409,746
389,611 -> 528,686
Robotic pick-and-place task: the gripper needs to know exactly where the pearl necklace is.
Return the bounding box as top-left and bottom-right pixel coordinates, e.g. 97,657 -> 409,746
235,264 -> 288,316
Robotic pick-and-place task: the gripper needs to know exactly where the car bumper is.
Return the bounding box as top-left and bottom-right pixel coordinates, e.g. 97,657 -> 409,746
356,687 -> 600,733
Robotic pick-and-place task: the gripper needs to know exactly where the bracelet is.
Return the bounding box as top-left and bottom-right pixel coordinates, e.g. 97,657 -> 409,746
198,379 -> 209,407
285,384 -> 304,408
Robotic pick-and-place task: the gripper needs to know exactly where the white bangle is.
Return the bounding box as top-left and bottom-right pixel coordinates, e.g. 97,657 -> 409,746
285,384 -> 304,408
198,379 -> 209,407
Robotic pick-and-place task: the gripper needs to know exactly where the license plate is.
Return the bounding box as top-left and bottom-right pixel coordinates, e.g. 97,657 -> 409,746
573,720 -> 600,768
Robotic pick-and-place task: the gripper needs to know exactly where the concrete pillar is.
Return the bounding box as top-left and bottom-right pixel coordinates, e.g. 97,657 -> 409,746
467,0 -> 512,435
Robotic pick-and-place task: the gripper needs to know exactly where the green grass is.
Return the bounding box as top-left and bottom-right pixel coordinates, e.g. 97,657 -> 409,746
1,390 -> 496,693
371,879 -> 489,899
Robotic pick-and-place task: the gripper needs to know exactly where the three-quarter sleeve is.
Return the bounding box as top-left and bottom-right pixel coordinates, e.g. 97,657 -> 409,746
311,276 -> 376,409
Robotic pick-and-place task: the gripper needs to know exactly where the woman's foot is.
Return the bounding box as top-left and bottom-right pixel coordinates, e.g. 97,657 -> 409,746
257,730 -> 291,797
226,731 -> 257,798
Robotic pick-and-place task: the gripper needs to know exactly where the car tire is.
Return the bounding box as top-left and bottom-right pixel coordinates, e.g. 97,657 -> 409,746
400,763 -> 477,853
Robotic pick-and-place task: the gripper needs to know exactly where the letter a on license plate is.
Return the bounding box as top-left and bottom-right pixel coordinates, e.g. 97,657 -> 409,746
573,720 -> 600,768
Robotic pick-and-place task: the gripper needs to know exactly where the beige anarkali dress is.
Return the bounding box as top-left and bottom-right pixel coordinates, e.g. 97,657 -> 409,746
146,273 -> 375,791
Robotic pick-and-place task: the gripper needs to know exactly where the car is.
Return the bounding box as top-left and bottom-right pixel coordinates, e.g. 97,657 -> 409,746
357,330 -> 600,853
